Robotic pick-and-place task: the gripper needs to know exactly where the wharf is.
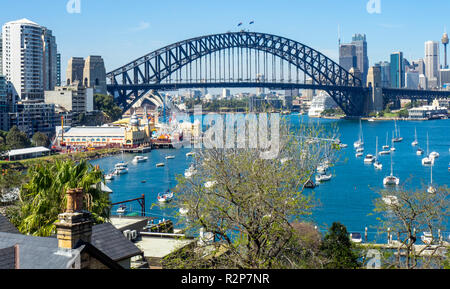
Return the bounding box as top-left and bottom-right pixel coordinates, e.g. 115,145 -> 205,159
122,146 -> 152,153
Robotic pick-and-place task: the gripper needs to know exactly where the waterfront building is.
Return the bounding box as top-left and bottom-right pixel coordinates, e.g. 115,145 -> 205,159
351,34 -> 369,84
222,88 -> 231,99
8,100 -> 58,137
424,41 -> 440,89
2,18 -> 57,100
339,44 -> 357,72
44,81 -> 94,113
390,52 -> 404,88
408,99 -> 448,119
308,91 -> 338,117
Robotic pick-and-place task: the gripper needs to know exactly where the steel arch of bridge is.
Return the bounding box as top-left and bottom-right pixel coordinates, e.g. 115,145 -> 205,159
107,32 -> 366,116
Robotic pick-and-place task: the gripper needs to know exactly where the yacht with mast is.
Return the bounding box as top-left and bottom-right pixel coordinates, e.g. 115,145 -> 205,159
392,120 -> 403,142
427,165 -> 436,194
374,137 -> 382,170
382,132 -> 390,150
411,127 -> 418,146
354,119 -> 364,148
390,133 -> 396,151
383,154 -> 399,186
422,133 -> 434,166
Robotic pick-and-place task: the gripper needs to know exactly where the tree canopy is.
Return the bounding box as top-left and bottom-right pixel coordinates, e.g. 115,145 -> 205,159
6,126 -> 31,150
94,94 -> 123,122
31,132 -> 50,147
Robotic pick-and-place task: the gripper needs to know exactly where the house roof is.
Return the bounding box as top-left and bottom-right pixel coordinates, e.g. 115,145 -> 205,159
0,214 -> 20,234
0,246 -> 16,269
8,146 -> 50,157
91,223 -> 142,262
0,232 -> 78,269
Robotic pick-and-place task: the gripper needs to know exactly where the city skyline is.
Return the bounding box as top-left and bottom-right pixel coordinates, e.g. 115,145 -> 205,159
1,0 -> 449,81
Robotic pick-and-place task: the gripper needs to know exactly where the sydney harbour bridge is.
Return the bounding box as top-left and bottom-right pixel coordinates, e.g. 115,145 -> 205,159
106,31 -> 450,117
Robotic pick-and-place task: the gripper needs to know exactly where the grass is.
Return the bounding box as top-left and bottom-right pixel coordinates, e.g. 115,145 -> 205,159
0,148 -> 121,171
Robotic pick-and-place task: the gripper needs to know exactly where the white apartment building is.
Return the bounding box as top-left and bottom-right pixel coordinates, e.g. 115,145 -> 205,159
2,18 -> 57,100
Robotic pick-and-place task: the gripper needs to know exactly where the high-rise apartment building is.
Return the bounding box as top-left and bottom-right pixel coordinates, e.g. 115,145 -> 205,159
2,19 -> 58,100
0,75 -> 8,131
390,52 -> 404,88
424,41 -> 440,88
1,18 -> 57,100
339,44 -> 357,72
351,34 -> 369,85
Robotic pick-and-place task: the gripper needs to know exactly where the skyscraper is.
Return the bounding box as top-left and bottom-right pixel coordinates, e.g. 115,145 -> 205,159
390,52 -> 404,88
375,61 -> 391,88
424,41 -> 440,88
339,44 -> 357,71
351,34 -> 369,85
56,53 -> 61,86
1,18 -> 57,100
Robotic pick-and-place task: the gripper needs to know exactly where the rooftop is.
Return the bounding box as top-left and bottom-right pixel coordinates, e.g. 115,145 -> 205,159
64,126 -> 125,137
8,146 -> 50,157
136,235 -> 194,258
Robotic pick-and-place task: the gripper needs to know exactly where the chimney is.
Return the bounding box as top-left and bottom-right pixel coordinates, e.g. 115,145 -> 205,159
55,188 -> 93,250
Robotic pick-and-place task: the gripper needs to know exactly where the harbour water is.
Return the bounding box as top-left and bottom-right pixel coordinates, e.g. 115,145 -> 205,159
91,114 -> 450,241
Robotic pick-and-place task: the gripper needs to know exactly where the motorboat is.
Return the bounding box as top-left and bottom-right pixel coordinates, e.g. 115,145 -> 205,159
165,155 -> 175,160
317,165 -> 327,174
350,232 -> 363,243
156,163 -> 165,167
339,143 -> 348,148
429,151 -> 439,159
421,232 -> 433,245
383,154 -> 399,186
356,147 -> 364,153
416,148 -> 424,155
105,173 -> 115,181
364,154 -> 375,164
411,127 -> 418,146
355,152 -> 363,157
132,155 -> 148,163
115,162 -> 128,169
157,194 -> 167,203
186,151 -> 196,157
116,205 -> 127,215
114,166 -> 128,175
382,195 -> 399,206
379,150 -> 391,155
315,173 -> 332,183
157,191 -> 174,203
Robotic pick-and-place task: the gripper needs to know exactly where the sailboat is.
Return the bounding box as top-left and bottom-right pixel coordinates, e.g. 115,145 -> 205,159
115,150 -> 128,168
374,136 -> 382,170
354,119 -> 364,148
411,127 -> 418,146
422,133 -> 434,166
427,165 -> 436,194
392,120 -> 403,142
383,153 -> 399,186
382,132 -> 390,150
390,132 -> 396,151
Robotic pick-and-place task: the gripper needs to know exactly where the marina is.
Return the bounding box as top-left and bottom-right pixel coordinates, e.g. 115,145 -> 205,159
91,114 -> 450,242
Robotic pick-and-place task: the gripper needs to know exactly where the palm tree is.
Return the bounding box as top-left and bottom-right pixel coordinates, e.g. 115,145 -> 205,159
14,159 -> 110,236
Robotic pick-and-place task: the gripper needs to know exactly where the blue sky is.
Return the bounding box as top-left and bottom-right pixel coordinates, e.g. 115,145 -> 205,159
1,0 -> 449,81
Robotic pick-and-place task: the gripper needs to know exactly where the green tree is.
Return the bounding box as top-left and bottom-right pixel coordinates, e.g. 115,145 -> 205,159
31,132 -> 50,147
6,126 -> 31,150
9,159 -> 111,236
166,120 -> 339,269
94,94 -> 123,122
319,222 -> 360,269
397,109 -> 409,118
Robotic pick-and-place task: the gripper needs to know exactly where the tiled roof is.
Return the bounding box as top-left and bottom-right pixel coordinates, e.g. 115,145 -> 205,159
0,246 -> 16,269
92,223 -> 142,261
0,232 -> 77,269
0,214 -> 20,234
